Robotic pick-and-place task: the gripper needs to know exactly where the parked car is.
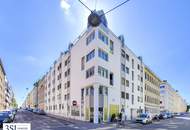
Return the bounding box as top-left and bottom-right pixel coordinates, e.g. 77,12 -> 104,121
152,115 -> 160,121
28,108 -> 33,112
136,113 -> 152,124
33,108 -> 39,113
159,113 -> 168,119
166,112 -> 173,118
2,110 -> 15,121
0,112 -> 13,128
37,109 -> 46,115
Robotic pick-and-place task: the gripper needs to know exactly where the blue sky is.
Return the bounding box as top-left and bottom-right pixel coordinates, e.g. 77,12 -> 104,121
0,0 -> 190,106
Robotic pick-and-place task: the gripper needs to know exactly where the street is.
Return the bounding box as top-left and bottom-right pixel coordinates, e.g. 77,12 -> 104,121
1,111 -> 190,130
1,110 -> 190,130
13,110 -> 77,130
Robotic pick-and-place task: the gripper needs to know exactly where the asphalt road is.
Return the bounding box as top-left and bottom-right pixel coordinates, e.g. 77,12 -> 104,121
1,110 -> 190,130
14,110 -> 77,130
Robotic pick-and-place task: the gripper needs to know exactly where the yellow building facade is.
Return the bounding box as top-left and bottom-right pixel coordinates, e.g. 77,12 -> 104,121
144,66 -> 161,115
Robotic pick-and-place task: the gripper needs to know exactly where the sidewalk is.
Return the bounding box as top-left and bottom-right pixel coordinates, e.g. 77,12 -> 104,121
47,113 -> 109,129
46,114 -> 141,130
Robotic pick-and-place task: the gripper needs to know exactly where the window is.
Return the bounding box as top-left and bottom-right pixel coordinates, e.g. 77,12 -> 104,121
86,66 -> 95,78
138,96 -> 140,102
132,71 -> 134,81
110,73 -> 114,85
138,85 -> 140,91
57,63 -> 62,71
141,87 -> 143,92
138,75 -> 140,81
125,67 -> 129,74
145,72 -> 147,79
59,104 -> 61,110
121,64 -> 129,74
98,30 -> 108,45
141,77 -> 143,82
86,49 -> 95,62
98,49 -> 108,61
86,31 -> 95,45
137,64 -> 140,70
65,60 -> 68,66
126,93 -> 129,99
86,88 -> 89,96
81,56 -> 85,70
126,80 -> 129,87
99,86 -> 103,95
121,92 -> 125,99
67,81 -> 70,88
57,73 -> 61,80
126,54 -> 129,61
121,64 -> 125,72
121,77 -> 125,86
110,40 -> 114,54
121,49 -> 125,58
81,89 -> 84,100
132,59 -> 134,69
132,95 -> 134,105
98,66 -> 108,78
67,93 -> 70,100
90,87 -> 94,95
105,87 -> 108,95
65,68 -> 70,77
57,84 -> 61,90
132,83 -> 134,93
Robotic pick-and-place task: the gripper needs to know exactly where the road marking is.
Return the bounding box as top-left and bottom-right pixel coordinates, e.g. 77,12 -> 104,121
175,117 -> 190,120
89,126 -> 114,130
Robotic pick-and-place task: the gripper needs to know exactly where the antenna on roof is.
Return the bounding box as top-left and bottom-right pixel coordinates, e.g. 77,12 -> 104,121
78,0 -> 130,27
78,0 -> 92,12
101,0 -> 130,17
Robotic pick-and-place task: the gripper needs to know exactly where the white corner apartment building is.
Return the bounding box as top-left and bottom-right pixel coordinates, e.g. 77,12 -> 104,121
44,10 -> 145,123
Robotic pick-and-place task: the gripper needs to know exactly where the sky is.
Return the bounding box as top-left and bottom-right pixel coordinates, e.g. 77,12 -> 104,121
0,0 -> 190,106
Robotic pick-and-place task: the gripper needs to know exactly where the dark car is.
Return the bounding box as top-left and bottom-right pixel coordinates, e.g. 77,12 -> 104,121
28,108 -> 33,112
152,115 -> 160,121
166,112 -> 173,118
2,110 -> 15,121
159,113 -> 168,119
37,109 -> 46,115
0,112 -> 13,128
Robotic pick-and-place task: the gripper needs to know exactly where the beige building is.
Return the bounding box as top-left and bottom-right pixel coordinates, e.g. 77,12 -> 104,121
160,80 -> 187,113
174,91 -> 187,113
25,92 -> 33,108
144,66 -> 161,115
0,59 -> 6,110
37,76 -> 46,110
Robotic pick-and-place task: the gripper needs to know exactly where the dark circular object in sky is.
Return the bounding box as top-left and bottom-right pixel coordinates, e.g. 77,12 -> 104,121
88,12 -> 101,27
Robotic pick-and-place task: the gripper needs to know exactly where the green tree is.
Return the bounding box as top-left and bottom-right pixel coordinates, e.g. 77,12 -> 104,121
11,97 -> 18,108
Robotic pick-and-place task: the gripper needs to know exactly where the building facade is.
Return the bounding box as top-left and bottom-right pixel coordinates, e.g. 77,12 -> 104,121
0,59 -> 6,110
160,80 -> 187,113
23,10 -> 187,123
37,77 -> 46,110
44,12 -> 145,123
144,66 -> 161,115
5,81 -> 14,109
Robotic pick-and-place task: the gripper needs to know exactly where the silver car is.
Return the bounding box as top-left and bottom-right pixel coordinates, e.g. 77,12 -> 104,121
136,113 -> 153,124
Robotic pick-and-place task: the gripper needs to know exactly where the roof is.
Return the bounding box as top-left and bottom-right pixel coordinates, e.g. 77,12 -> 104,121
0,58 -> 6,75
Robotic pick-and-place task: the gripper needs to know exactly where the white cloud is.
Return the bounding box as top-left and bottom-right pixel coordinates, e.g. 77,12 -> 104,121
60,0 -> 71,11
